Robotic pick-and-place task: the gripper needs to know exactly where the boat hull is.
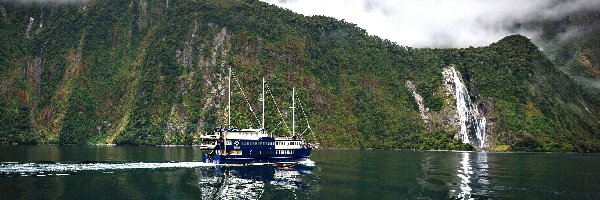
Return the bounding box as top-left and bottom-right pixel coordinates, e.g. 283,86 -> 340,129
202,148 -> 312,165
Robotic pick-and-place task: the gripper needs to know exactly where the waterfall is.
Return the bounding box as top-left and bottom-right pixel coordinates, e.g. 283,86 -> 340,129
405,80 -> 429,123
26,17 -> 34,38
443,66 -> 487,149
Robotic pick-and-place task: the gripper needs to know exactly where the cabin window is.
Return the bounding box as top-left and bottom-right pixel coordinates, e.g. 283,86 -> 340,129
229,150 -> 242,155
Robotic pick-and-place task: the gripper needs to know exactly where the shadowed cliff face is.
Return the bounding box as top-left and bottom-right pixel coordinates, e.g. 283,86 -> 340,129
0,0 -> 599,152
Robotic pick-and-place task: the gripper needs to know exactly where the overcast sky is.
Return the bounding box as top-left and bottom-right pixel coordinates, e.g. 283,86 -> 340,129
261,0 -> 600,48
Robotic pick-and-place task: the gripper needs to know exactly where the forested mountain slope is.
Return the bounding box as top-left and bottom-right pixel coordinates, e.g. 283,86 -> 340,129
1,0 -> 599,152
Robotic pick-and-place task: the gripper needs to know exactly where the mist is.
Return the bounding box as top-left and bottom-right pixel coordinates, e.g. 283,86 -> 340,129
576,76 -> 600,89
261,0 -> 600,48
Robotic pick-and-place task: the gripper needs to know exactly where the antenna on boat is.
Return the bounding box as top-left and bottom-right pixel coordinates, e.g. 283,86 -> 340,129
227,67 -> 231,128
291,87 -> 295,138
261,77 -> 265,134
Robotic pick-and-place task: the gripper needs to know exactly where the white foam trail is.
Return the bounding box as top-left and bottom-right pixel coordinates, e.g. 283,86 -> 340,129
1,159 -> 316,174
297,159 -> 316,167
0,162 -> 217,174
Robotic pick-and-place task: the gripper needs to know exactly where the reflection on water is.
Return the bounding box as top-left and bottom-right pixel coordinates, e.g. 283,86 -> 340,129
198,166 -> 265,199
456,152 -> 474,200
198,164 -> 314,199
2,146 -> 599,200
450,152 -> 490,200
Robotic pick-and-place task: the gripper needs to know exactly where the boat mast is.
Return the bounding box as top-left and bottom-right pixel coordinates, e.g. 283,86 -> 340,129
228,67 -> 231,128
292,87 -> 295,138
262,77 -> 265,134
225,67 -> 231,154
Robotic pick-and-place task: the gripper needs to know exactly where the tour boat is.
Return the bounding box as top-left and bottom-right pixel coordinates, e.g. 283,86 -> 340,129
200,68 -> 313,165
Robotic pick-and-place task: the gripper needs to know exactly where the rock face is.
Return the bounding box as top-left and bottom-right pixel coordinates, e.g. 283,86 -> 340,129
442,65 -> 487,149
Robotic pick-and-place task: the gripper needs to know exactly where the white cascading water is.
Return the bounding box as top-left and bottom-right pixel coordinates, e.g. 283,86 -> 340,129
443,66 -> 487,148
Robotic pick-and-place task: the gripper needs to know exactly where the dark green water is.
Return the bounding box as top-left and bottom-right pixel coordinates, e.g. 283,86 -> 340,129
1,146 -> 599,199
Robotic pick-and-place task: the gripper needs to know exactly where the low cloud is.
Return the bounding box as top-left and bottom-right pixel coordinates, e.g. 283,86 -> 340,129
576,76 -> 600,89
261,0 -> 600,48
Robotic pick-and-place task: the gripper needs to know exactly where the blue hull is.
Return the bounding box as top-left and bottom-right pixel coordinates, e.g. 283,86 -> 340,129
202,148 -> 312,165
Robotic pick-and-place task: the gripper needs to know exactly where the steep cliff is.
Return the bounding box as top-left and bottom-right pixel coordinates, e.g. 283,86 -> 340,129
1,0 -> 599,152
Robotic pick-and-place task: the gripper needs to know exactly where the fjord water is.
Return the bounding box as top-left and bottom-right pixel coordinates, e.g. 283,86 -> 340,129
1,146 -> 599,199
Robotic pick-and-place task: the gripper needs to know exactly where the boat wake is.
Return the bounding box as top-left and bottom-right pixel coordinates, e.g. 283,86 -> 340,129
0,159 -> 316,176
0,161 -> 216,176
297,159 -> 316,167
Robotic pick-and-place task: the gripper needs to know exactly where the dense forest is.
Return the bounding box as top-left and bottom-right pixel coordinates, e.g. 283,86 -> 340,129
1,0 -> 599,152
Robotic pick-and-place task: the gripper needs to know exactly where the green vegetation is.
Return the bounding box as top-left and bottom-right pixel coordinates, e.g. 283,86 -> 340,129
0,0 -> 599,152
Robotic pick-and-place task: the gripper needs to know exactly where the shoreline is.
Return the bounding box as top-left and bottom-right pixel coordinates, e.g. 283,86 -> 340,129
1,143 -> 598,154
